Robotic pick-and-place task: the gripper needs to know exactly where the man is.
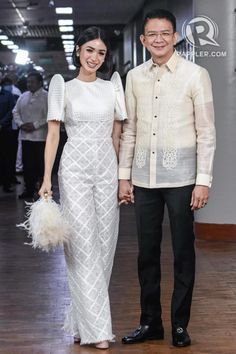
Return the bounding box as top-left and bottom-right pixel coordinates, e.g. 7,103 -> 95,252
13,72 -> 48,199
6,72 -> 24,175
0,79 -> 15,192
1,76 -> 21,185
119,9 -> 216,347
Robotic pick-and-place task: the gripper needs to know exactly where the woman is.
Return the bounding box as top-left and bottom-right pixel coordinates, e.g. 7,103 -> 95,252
39,26 -> 127,349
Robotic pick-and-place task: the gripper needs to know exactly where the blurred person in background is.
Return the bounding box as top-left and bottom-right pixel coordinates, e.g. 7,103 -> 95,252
1,77 -> 21,185
13,72 -> 48,199
0,77 -> 15,192
6,71 -> 24,175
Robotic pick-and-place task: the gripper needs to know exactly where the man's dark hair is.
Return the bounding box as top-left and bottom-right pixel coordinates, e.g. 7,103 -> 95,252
1,77 -> 13,86
72,26 -> 112,74
143,9 -> 176,33
27,71 -> 43,84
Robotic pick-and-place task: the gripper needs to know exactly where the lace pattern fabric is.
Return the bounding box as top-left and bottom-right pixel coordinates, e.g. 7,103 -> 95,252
59,137 -> 119,344
161,70 -> 178,170
135,146 -> 147,169
47,73 -> 126,344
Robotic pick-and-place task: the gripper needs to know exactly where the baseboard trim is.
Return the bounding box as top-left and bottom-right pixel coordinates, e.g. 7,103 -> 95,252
194,222 -> 236,241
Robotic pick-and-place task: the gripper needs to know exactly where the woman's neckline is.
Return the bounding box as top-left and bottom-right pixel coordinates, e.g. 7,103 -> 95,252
74,77 -> 98,84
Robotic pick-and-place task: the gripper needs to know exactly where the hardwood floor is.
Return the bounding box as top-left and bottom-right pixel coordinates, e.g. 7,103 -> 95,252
0,179 -> 236,353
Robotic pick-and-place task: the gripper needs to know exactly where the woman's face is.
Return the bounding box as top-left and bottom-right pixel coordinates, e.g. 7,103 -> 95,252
77,38 -> 107,74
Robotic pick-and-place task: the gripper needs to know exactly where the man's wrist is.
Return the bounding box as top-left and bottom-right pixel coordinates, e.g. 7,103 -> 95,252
196,173 -> 212,187
118,167 -> 131,180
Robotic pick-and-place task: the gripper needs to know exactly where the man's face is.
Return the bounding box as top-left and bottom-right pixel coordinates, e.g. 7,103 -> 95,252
27,76 -> 42,93
140,18 -> 178,63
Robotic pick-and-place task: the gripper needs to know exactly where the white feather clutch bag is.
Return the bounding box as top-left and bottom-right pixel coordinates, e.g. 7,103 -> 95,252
17,196 -> 70,252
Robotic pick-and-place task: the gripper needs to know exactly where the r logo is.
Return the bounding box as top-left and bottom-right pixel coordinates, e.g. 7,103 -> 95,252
182,16 -> 220,47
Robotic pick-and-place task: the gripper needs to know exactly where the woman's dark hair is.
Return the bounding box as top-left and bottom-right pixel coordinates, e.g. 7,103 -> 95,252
143,9 -> 176,33
72,26 -> 112,74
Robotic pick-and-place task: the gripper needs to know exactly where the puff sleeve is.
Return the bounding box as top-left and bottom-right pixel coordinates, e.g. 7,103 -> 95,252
111,71 -> 128,121
47,74 -> 65,122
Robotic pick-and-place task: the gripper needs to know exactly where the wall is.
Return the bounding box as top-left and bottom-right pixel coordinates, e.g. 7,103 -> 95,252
193,0 -> 236,228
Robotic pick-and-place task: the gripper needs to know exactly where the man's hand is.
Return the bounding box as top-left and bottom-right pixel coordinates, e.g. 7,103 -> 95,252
21,122 -> 35,132
118,180 -> 134,205
190,185 -> 209,210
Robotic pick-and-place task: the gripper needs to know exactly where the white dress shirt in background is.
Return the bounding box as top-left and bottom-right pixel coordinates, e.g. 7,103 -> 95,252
13,87 -> 48,141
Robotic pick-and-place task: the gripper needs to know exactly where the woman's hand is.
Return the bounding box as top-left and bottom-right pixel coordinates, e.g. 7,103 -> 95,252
38,180 -> 52,198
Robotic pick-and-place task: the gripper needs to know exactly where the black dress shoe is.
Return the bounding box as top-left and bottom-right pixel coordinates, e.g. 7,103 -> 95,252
122,324 -> 164,344
172,327 -> 191,347
73,336 -> 81,344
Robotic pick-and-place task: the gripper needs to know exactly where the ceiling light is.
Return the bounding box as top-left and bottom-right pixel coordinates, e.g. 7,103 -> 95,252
58,19 -> 73,26
8,44 -> 19,49
66,57 -> 72,64
61,34 -> 74,39
34,65 -> 44,72
62,40 -> 74,45
48,0 -> 54,7
1,40 -> 14,46
15,49 -> 29,65
59,26 -> 74,32
55,7 -> 73,14
68,64 -> 76,70
63,44 -> 74,49
64,48 -> 73,53
0,35 -> 8,40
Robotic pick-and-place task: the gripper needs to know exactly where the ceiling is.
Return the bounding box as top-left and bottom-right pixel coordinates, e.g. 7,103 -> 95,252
0,0 -> 146,78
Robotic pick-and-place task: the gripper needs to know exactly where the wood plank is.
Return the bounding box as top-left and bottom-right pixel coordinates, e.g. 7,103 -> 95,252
195,222 -> 236,241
